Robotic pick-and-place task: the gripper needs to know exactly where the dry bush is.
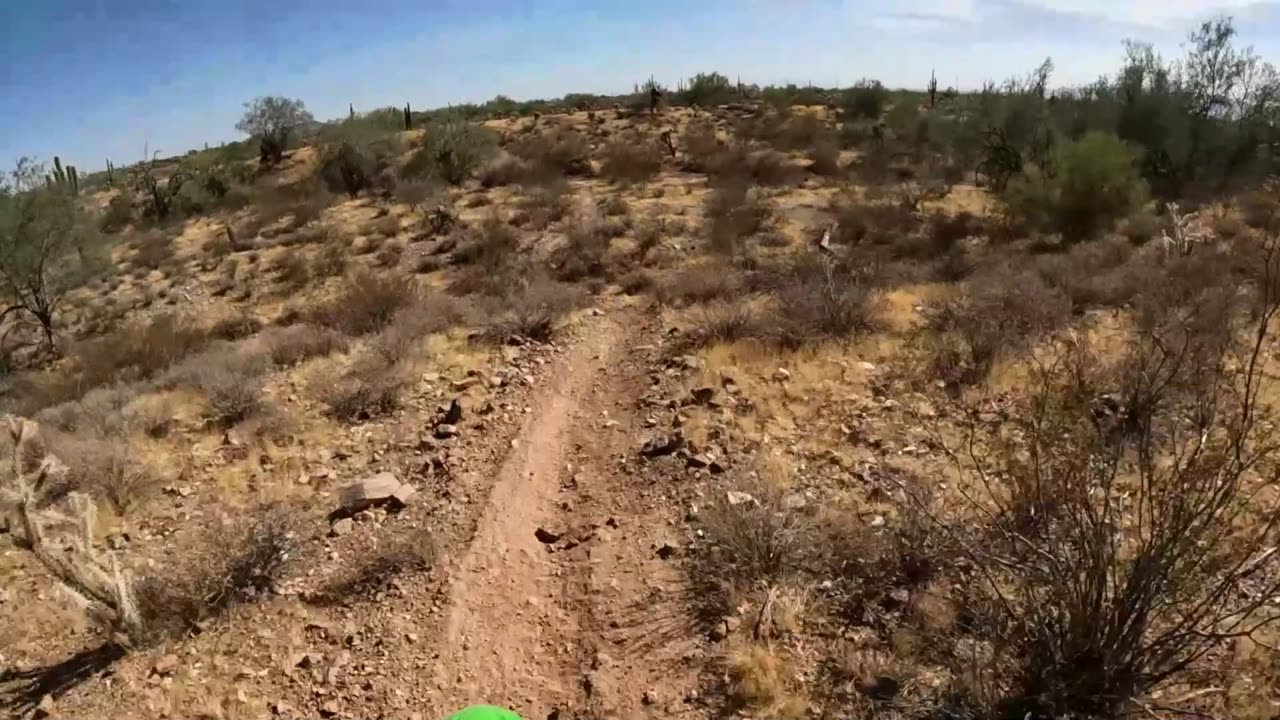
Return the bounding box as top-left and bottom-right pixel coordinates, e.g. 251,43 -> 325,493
374,242 -> 404,268
706,181 -> 773,255
728,646 -> 808,719
136,508 -> 299,641
481,276 -> 588,344
313,354 -> 407,422
690,299 -> 759,347
450,215 -> 522,295
203,231 -> 234,261
807,140 -> 842,177
618,268 -> 656,295
132,230 -> 176,271
510,130 -> 593,178
190,355 -> 268,428
369,293 -> 467,363
600,136 -> 662,183
752,254 -> 883,347
682,121 -> 725,172
1032,238 -> 1147,311
316,531 -> 436,601
512,183 -> 572,231
554,210 -> 615,282
262,324 -> 350,366
311,241 -> 348,278
831,198 -> 920,246
274,248 -> 311,290
924,269 -> 1070,388
64,313 -> 211,394
124,394 -> 176,439
713,146 -> 803,187
479,154 -> 532,188
208,312 -> 263,341
656,262 -> 745,306
903,255 -> 1280,718
309,270 -> 419,335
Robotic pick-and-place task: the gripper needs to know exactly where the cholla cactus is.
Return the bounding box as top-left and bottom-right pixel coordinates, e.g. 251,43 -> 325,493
1161,203 -> 1213,257
2,416 -> 142,644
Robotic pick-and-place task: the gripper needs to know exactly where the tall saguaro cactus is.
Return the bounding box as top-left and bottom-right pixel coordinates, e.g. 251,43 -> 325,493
404,102 -> 412,131
45,155 -> 79,195
105,158 -> 115,186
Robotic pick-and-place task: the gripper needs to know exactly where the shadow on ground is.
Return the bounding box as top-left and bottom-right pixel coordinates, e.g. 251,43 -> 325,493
0,643 -> 125,717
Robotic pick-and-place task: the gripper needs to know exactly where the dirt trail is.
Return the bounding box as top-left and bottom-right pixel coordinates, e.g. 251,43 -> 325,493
424,305 -> 705,720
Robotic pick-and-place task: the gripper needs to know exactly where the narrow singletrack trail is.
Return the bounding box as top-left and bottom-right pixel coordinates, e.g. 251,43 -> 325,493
423,305 -> 705,720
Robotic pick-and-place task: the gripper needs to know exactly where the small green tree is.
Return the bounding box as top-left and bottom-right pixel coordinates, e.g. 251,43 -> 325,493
1004,132 -> 1146,242
678,72 -> 735,107
840,79 -> 890,120
235,96 -> 314,167
403,119 -> 497,185
0,159 -> 99,350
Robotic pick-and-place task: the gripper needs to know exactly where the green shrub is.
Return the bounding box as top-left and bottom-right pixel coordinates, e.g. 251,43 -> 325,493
405,120 -> 498,185
840,79 -> 889,120
1004,132 -> 1146,243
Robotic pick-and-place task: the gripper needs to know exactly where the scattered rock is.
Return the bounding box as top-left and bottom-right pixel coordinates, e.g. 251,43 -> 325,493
642,689 -> 659,705
337,472 -> 402,514
869,515 -> 886,528
686,453 -> 713,469
772,368 -> 791,382
859,675 -> 901,701
677,355 -> 700,370
782,493 -> 808,510
639,433 -> 683,458
688,386 -> 717,406
391,484 -> 417,508
330,518 -> 355,537
442,398 -> 463,425
320,700 -> 341,718
535,527 -> 562,544
726,491 -> 759,507
271,700 -> 293,716
295,653 -> 324,669
858,361 -> 876,372
452,376 -> 481,391
434,423 -> 459,439
153,653 -> 180,677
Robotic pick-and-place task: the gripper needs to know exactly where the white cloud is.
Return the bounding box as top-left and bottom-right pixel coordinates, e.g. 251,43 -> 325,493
1021,0 -> 1255,27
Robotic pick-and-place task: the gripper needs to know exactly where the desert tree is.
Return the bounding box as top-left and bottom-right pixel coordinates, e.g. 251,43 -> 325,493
0,158 -> 98,351
236,96 -> 314,167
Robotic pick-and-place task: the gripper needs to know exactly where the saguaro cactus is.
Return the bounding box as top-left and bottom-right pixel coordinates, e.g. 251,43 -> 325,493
45,156 -> 79,195
928,70 -> 938,108
404,102 -> 412,131
105,158 -> 115,186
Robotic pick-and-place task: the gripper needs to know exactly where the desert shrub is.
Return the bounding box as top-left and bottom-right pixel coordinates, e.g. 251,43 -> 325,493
208,312 -> 263,341
807,140 -> 841,176
1033,238 -> 1146,311
369,293 -> 467,363
761,255 -> 882,346
404,119 -> 498,184
124,393 -> 176,438
319,140 -> 378,198
706,182 -> 773,255
1240,185 -> 1280,230
925,269 -> 1070,387
709,146 -> 801,187
481,276 -> 587,343
311,242 -> 347,278
1004,132 -> 1147,243
236,96 -> 313,166
677,71 -> 737,107
100,192 -> 134,233
193,360 -> 266,428
512,183 -> 572,230
840,79 -> 889,120
510,130 -> 593,178
600,136 -> 662,183
314,354 -> 406,421
274,247 -> 311,290
309,270 -> 419,336
479,154 -> 532,187
618,268 -> 656,294
831,197 -> 920,246
554,211 -> 614,282
132,230 -> 175,271
682,121 -> 724,172
68,313 -> 211,392
374,242 -> 403,268
136,508 -> 299,640
656,262 -> 745,306
263,324 -> 350,366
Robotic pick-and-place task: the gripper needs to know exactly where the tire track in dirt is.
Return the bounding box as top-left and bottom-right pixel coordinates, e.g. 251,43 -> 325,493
423,304 -> 709,720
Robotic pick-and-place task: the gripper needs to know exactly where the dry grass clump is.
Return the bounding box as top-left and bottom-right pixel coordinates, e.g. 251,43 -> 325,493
132,230 -> 176,271
554,210 -> 618,282
274,247 -> 312,290
187,351 -> 270,428
311,241 -> 348,278
758,255 -> 883,347
600,135 -> 663,183
208,311 -> 263,341
511,182 -> 573,231
450,215 -> 522,295
689,300 -> 760,347
509,129 -> 594,179
317,530 -> 437,601
308,270 -> 419,336
369,293 -> 468,363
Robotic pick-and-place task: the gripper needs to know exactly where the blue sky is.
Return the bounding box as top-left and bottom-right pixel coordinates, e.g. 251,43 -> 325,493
4,0 -> 1280,172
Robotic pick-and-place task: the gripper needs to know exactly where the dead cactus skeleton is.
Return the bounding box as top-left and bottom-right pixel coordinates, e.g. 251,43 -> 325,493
1161,202 -> 1213,258
2,415 -> 143,644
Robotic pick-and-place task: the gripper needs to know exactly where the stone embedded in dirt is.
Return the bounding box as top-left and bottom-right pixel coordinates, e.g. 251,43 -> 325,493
535,527 -> 562,544
330,518 -> 355,537
271,700 -> 293,716
858,361 -> 877,372
773,368 -> 791,381
320,700 -> 341,718
869,515 -> 886,528
686,453 -> 713,469
726,490 -> 759,507
337,472 -> 402,514
656,542 -> 680,559
678,355 -> 700,370
153,653 -> 180,676
639,433 -> 683,458
294,652 -> 324,669
434,423 -> 459,439
642,689 -> 659,705
34,694 -> 55,718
